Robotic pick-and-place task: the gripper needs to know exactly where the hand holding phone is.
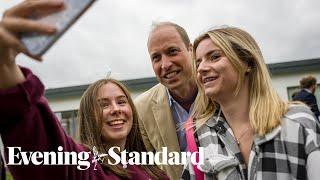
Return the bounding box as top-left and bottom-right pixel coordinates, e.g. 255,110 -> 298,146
21,0 -> 97,57
0,0 -> 64,62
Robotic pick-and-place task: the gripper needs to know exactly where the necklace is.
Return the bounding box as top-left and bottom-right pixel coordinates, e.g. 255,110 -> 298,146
235,126 -> 251,145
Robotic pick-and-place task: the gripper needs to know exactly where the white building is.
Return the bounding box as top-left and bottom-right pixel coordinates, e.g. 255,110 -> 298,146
46,58 -> 320,139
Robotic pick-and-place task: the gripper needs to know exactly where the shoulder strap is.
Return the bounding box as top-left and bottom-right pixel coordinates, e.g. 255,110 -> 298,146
186,117 -> 204,180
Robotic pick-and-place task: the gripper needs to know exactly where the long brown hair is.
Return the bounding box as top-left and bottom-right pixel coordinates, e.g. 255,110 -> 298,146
78,78 -> 164,179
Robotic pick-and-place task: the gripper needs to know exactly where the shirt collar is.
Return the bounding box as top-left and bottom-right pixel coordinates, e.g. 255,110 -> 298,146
166,88 -> 195,112
253,126 -> 281,145
206,113 -> 282,146
304,88 -> 312,94
166,88 -> 174,107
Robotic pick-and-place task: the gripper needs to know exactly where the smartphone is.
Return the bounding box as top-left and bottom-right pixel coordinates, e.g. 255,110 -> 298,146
21,0 -> 97,57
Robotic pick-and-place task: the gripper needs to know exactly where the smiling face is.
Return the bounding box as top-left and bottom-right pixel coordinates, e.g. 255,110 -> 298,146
195,38 -> 240,100
97,82 -> 133,146
148,25 -> 193,91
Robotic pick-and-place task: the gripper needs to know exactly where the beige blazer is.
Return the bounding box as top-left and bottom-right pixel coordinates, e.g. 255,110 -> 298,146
134,83 -> 182,180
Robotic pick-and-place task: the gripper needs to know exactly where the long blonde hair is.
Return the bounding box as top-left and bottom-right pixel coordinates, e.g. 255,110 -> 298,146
192,27 -> 288,136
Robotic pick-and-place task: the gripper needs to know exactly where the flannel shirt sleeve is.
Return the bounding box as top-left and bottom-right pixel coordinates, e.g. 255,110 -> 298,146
300,106 -> 320,179
286,104 -> 320,154
300,109 -> 320,154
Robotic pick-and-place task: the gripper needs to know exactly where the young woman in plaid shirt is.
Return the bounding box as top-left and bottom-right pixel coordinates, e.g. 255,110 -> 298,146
182,27 -> 320,180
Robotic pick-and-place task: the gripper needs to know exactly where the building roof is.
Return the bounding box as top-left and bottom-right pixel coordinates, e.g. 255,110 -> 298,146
45,58 -> 320,99
268,57 -> 320,75
45,77 -> 158,99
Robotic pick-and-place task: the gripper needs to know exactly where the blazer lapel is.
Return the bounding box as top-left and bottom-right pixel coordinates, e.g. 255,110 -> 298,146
151,85 -> 180,153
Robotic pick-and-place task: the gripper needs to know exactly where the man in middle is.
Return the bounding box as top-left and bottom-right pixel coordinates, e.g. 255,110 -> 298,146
134,22 -> 198,180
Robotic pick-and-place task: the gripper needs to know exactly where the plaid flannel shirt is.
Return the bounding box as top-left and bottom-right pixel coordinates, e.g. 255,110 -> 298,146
181,104 -> 320,180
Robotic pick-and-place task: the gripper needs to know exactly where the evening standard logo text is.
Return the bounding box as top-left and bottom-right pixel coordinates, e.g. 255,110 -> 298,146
7,146 -> 204,170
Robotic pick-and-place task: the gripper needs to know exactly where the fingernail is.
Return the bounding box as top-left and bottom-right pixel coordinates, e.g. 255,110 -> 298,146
59,3 -> 66,10
56,1 -> 65,7
55,0 -> 64,5
48,27 -> 57,33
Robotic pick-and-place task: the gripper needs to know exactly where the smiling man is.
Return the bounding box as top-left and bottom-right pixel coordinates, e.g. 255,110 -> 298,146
134,22 -> 198,179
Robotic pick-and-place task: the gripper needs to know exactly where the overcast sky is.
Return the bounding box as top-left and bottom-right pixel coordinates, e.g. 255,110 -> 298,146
1,0 -> 320,89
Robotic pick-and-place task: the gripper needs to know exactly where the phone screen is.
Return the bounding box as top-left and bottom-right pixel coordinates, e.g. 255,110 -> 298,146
21,0 -> 97,57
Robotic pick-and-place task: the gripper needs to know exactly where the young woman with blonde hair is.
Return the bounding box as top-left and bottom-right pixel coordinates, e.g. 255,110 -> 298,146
182,27 -> 320,180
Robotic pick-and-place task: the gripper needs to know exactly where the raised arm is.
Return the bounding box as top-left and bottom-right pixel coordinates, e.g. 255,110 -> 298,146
0,1 -> 95,179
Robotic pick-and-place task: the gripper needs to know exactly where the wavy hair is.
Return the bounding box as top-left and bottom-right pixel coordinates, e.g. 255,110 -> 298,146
192,27 -> 288,136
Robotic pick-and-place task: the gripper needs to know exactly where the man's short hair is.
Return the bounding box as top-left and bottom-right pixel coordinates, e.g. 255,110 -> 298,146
300,75 -> 317,89
149,21 -> 190,48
